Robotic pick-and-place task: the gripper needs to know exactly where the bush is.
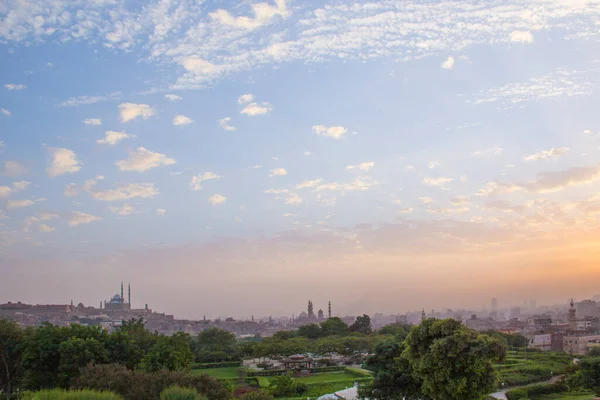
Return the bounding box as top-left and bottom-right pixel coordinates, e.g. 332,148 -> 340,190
160,386 -> 205,400
22,389 -> 122,400
192,362 -> 241,369
239,390 -> 274,400
505,382 -> 568,400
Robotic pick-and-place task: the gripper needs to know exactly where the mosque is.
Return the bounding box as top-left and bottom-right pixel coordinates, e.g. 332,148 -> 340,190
102,282 -> 131,311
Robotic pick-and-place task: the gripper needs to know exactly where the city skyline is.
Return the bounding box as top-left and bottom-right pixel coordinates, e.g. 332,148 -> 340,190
2,0 -> 600,319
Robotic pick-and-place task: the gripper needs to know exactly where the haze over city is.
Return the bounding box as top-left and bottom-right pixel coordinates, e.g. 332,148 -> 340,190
2,0 -> 600,319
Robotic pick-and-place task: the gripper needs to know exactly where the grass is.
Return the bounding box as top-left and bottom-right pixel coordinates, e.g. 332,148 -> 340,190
191,367 -> 240,379
536,394 -> 595,400
497,351 -> 573,388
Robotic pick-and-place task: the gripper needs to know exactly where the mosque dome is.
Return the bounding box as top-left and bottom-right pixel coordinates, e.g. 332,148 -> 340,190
109,294 -> 122,303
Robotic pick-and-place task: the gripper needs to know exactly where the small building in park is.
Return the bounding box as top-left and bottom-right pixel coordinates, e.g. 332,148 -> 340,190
282,354 -> 313,371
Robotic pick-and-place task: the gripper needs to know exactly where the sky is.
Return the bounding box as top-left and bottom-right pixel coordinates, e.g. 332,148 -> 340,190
2,0 -> 600,320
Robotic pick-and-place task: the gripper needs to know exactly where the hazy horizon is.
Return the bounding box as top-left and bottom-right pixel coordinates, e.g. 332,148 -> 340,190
2,0 -> 600,321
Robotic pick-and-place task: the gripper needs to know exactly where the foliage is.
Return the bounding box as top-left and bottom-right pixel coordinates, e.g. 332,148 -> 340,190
0,318 -> 24,400
192,362 -> 241,369
587,347 -> 600,357
269,374 -> 297,397
21,389 -> 122,400
377,323 -> 411,342
238,390 -> 274,400
403,318 -> 506,400
58,337 -> 108,386
349,315 -> 372,335
482,330 -> 529,349
159,385 -> 205,400
143,333 -> 193,372
580,357 -> 600,396
505,382 -> 569,400
193,328 -> 239,363
320,318 -> 348,337
297,324 -> 322,340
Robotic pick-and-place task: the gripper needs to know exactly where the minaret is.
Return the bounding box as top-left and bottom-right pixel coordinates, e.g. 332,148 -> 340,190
328,301 -> 332,319
120,282 -> 124,303
569,298 -> 577,331
128,283 -> 131,305
421,309 -> 426,322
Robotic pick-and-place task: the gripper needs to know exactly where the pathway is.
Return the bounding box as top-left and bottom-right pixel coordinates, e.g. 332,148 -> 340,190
489,375 -> 562,400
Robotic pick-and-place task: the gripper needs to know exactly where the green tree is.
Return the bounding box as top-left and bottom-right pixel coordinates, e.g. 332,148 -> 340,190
377,323 -> 411,342
272,331 -> 295,341
0,319 -> 24,400
270,374 -> 297,397
58,337 -> 108,386
193,328 -> 238,362
403,318 -> 506,400
588,347 -> 600,357
143,332 -> 193,372
298,324 -> 322,339
350,314 -> 372,335
359,340 -> 424,400
581,357 -> 600,396
320,317 -> 348,336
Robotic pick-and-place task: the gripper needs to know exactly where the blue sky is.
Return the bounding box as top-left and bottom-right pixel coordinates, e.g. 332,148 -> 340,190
2,0 -> 600,319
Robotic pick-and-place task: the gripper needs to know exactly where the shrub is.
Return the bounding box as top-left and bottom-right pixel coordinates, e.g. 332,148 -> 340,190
160,386 -> 205,400
192,362 -> 241,369
295,382 -> 308,395
22,389 -> 122,400
505,382 -> 568,400
239,390 -> 274,400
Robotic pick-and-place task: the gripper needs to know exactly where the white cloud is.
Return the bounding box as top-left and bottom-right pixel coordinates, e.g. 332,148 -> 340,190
471,146 -> 503,157
250,165 -> 263,169
218,117 -> 236,131
190,172 -> 221,190
46,148 -> 81,177
3,160 -> 27,177
523,147 -> 569,161
7,199 -> 35,209
0,186 -> 11,198
441,56 -> 455,69
38,224 -> 55,233
296,179 -> 322,189
5,84 -> 26,91
398,208 -> 414,214
64,183 -> 78,197
304,151 -> 312,156
208,194 -> 227,205
90,183 -> 159,201
68,211 -> 101,227
109,204 -> 134,216
241,102 -> 272,116
12,181 -> 31,190
427,206 -> 470,215
315,177 -> 377,193
119,103 -> 155,123
237,93 -> 255,104
156,208 -> 167,216
173,114 -> 194,126
510,30 -> 534,44
210,0 -> 289,29
1,108 -> 12,116
39,212 -> 58,221
116,147 -> 175,172
428,161 -> 440,169
97,130 -> 136,145
312,125 -> 347,140
346,162 -> 375,172
418,197 -> 434,204
83,118 -> 102,125
452,196 -> 471,206
423,177 -> 453,188
165,94 -> 182,101
269,168 -> 287,177
265,188 -> 302,205
58,92 -> 121,107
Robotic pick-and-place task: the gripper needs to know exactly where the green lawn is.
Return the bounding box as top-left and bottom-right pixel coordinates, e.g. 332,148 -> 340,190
192,367 -> 239,379
292,372 -> 360,383
536,394 -> 595,400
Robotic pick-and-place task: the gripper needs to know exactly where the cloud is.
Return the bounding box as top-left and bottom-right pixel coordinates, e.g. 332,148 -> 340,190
427,206 -> 469,215
428,161 -> 440,169
58,92 -> 121,107
218,117 -> 236,131
38,224 -> 55,233
210,0 -> 289,29
441,56 -> 454,69
312,125 -> 347,140
39,212 -> 59,221
398,208 -> 414,214
90,183 -> 159,201
471,146 -> 503,157
510,30 -> 534,44
237,94 -> 255,104
269,168 -> 287,177
46,148 -> 81,177
304,151 -> 312,156
109,204 -> 134,216
5,84 -> 26,90
208,194 -> 227,205
119,103 -> 155,123
83,118 -> 102,125
165,94 -> 182,101
12,181 -> 31,190
483,200 -> 525,213
7,199 -> 35,209
524,165 -> 600,193
523,147 -> 569,161
0,108 -> 11,116
346,162 -> 375,172
156,208 -> 167,216
0,186 -> 11,198
190,172 -> 222,190
423,177 -> 453,188
241,102 -> 272,116
296,179 -> 323,189
97,130 -> 136,145
451,196 -> 471,206
315,177 -> 377,193
68,211 -> 101,227
173,114 -> 193,126
418,197 -> 434,204
3,160 -> 27,177
475,181 -> 522,197
264,188 -> 302,205
116,147 -> 175,172
64,183 -> 78,197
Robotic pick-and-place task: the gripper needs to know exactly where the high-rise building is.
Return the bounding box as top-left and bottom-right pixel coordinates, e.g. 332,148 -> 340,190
491,297 -> 498,311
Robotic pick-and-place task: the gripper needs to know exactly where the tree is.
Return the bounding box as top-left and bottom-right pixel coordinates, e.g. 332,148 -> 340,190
270,374 -> 297,397
359,340 -> 424,400
377,323 -> 411,342
58,337 -> 108,386
320,317 -> 348,336
403,318 -> 506,400
581,357 -> 600,396
588,347 -> 600,357
272,331 -> 295,341
350,314 -> 372,335
298,324 -> 322,339
143,332 -> 193,372
193,328 -> 238,362
0,319 -> 24,400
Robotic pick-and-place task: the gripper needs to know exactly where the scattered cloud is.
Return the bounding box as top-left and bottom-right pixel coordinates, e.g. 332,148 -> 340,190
5,83 -> 26,90
304,151 -> 312,156
441,56 -> 454,69
471,146 -> 503,157
451,196 -> 471,206
97,130 -> 136,145
269,168 -> 287,177
237,94 -> 255,104
483,200 -> 525,213
264,188 -> 302,205
0,108 -> 11,116
39,212 -> 58,221
90,183 -> 159,201
312,125 -> 347,140
314,177 -> 377,193
523,147 -> 569,161
190,172 -> 222,190
38,224 -> 55,233
109,204 -> 134,216
156,208 -> 167,216
3,160 -> 27,177
524,165 -> 600,193
173,114 -> 193,126
208,194 -> 227,205
119,103 -> 155,123
296,179 -> 322,189
83,118 -> 102,125
47,148 -> 81,177
346,162 -> 375,172
241,102 -> 272,116
510,30 -> 534,44
218,117 -> 236,131
116,147 -> 175,172
428,161 -> 440,169
210,0 -> 289,29
427,206 -> 469,215
7,199 -> 35,209
0,186 -> 11,198
58,92 -> 121,107
423,177 -> 453,188
12,181 -> 31,190
398,208 -> 414,214
64,183 -> 78,197
418,197 -> 434,204
68,211 -> 101,227
165,94 -> 182,101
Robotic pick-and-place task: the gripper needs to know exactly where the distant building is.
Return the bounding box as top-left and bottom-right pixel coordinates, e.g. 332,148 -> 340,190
563,334 -> 600,355
510,307 -> 521,320
104,282 -> 131,311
